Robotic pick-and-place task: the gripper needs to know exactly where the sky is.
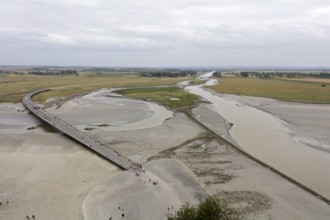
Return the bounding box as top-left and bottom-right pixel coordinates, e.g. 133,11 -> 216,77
1,0 -> 330,67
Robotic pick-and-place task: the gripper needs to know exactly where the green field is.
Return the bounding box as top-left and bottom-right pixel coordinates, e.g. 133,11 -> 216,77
0,75 -> 188,103
210,77 -> 330,104
116,87 -> 198,108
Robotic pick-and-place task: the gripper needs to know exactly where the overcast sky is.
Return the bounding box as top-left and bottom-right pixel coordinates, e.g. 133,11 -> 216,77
1,0 -> 330,67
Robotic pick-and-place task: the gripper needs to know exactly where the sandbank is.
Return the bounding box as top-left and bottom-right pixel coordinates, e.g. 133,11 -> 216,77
49,89 -> 173,131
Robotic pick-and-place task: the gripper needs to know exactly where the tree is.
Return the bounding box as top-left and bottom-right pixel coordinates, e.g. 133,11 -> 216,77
240,72 -> 249,78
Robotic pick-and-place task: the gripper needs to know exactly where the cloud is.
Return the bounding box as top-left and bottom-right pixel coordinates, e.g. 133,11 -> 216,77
1,0 -> 330,66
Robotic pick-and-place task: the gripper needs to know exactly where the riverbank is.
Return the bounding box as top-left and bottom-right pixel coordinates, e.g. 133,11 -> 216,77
186,85 -> 330,201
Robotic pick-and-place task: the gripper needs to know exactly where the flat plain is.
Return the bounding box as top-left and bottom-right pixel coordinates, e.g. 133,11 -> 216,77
0,74 -> 187,103
209,77 -> 330,103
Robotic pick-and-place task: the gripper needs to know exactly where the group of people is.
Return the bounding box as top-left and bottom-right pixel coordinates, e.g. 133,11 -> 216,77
129,161 -> 143,173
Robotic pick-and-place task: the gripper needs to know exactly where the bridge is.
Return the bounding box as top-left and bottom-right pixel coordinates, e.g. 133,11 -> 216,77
22,89 -> 142,171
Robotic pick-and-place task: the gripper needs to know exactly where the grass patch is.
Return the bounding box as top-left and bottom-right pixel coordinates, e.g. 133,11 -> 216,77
190,79 -> 206,85
0,75 -> 188,103
116,87 -> 198,108
27,125 -> 57,133
84,127 -> 96,131
209,77 -> 330,103
98,123 -> 110,127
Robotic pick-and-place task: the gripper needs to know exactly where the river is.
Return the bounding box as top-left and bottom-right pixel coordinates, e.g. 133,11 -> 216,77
186,85 -> 330,200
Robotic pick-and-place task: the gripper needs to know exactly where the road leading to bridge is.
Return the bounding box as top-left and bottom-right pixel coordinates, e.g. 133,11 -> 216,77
22,89 -> 142,171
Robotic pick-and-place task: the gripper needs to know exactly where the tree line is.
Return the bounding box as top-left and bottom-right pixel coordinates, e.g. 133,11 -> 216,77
140,71 -> 197,78
213,72 -> 222,77
239,72 -> 330,79
0,69 -> 79,76
28,70 -> 79,76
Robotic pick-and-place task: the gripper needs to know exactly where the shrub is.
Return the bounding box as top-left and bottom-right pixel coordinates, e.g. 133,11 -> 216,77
167,196 -> 240,220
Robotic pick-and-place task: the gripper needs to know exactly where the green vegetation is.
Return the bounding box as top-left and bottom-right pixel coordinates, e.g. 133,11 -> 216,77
84,127 -> 96,131
167,196 -> 240,220
28,70 -> 78,76
116,87 -> 198,108
190,80 -> 206,85
139,71 -> 196,77
209,77 -> 330,104
79,71 -> 136,77
0,75 -> 188,103
239,71 -> 330,79
98,123 -> 110,127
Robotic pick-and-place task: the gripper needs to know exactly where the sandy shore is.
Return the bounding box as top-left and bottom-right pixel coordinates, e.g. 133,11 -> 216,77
83,159 -> 206,220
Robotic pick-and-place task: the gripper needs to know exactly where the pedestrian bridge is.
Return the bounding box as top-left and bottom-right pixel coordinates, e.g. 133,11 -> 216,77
22,89 -> 142,171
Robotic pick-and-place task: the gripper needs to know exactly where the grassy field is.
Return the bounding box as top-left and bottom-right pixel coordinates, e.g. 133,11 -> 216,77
209,77 -> 330,104
0,74 -> 188,103
116,87 -> 198,108
285,78 -> 330,84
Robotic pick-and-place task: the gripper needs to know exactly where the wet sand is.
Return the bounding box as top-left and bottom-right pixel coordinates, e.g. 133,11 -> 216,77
1,88 -> 330,219
49,89 -> 173,131
0,94 -> 204,219
157,132 -> 330,220
83,159 -> 206,220
0,103 -> 119,220
186,85 -> 330,200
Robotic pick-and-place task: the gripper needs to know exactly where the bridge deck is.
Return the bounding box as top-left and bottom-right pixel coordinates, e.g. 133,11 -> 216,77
22,89 -> 141,171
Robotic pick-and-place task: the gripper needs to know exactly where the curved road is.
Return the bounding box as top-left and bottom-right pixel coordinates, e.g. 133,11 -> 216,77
22,89 -> 142,172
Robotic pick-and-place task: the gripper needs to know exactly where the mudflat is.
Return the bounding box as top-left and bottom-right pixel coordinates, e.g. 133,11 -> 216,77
1,89 -> 330,219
